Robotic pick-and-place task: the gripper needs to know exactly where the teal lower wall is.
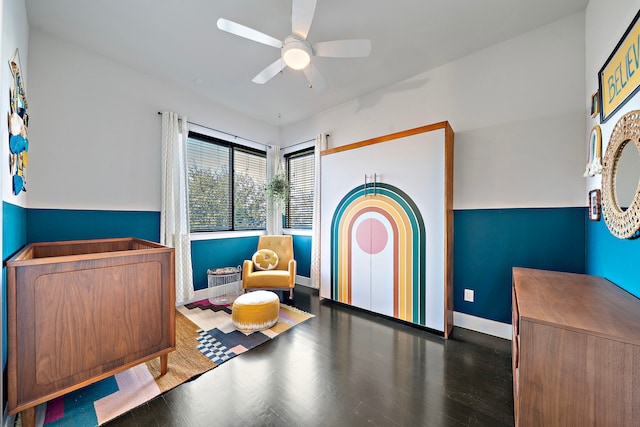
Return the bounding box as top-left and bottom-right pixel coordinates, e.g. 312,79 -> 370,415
3,203 -> 28,259
586,218 -> 640,297
3,202 -> 28,371
21,209 -> 315,293
191,234 -> 312,291
4,205 -> 589,365
191,236 -> 259,291
27,208 -> 161,243
453,207 -> 586,324
292,234 -> 311,277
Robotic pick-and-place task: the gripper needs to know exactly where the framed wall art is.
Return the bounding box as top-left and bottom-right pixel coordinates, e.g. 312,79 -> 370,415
599,9 -> 640,122
589,189 -> 601,221
591,91 -> 599,118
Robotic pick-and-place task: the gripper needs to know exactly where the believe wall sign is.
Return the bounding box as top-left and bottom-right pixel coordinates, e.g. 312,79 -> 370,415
599,9 -> 640,123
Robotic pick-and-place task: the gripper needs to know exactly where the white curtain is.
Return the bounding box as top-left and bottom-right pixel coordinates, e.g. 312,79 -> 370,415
266,145 -> 284,235
161,112 -> 194,304
310,133 -> 328,289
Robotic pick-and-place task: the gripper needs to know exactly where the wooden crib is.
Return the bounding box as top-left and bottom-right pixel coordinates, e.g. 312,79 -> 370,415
6,237 -> 175,427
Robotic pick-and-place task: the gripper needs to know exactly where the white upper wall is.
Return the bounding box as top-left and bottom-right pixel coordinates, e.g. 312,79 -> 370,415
26,11 -> 587,212
283,13 -> 587,210
26,29 -> 279,211
585,0 -> 640,197
2,0 -> 28,206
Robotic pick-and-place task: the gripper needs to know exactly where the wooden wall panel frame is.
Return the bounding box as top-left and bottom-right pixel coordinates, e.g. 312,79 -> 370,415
321,121 -> 454,338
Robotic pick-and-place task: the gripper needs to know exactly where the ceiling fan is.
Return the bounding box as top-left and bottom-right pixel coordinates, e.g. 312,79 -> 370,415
216,0 -> 371,91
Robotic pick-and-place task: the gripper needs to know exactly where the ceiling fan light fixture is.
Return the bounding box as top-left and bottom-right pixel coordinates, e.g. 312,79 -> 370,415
282,36 -> 311,70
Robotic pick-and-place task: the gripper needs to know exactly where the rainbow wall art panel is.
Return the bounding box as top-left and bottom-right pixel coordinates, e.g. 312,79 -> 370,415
331,183 -> 426,323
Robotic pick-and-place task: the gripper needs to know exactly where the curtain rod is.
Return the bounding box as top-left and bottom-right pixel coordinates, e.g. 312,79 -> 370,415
292,138 -> 317,146
157,111 -> 263,146
281,134 -> 330,150
276,138 -> 316,150
157,112 -> 328,148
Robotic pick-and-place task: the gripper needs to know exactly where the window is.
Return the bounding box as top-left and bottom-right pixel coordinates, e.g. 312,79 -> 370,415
187,132 -> 266,232
233,148 -> 267,230
285,148 -> 315,229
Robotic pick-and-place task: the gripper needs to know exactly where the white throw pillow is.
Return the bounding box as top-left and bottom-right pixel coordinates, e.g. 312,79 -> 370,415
252,249 -> 279,271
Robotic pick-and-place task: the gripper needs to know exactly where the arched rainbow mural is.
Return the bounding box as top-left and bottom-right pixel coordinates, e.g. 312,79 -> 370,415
331,183 -> 427,325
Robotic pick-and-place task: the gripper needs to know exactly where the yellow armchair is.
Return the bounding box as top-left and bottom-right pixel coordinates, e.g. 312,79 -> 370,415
243,235 -> 296,299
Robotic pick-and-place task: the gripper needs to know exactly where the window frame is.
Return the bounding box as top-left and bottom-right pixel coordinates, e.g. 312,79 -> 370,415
187,131 -> 267,234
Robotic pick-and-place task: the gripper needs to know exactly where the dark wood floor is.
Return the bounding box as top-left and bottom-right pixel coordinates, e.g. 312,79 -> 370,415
106,286 -> 514,427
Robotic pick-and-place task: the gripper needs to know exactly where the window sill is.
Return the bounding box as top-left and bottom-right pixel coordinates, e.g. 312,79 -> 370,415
284,229 -> 313,236
190,230 -> 266,241
190,229 -> 312,241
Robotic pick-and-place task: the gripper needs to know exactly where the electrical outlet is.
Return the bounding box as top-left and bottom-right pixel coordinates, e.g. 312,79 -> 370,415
464,289 -> 474,302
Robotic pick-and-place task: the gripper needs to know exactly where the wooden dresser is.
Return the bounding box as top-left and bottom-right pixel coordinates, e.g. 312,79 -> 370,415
512,267 -> 640,426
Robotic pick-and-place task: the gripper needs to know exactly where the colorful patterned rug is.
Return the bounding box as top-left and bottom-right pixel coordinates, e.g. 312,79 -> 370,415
32,300 -> 313,427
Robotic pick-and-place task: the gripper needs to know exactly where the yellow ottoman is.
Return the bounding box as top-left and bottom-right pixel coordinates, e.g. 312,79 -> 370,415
232,290 -> 280,332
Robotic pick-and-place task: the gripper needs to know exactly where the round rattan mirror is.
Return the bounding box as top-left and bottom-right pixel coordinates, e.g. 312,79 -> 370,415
601,109 -> 640,239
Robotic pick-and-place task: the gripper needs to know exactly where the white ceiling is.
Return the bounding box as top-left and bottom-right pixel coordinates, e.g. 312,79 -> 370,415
25,0 -> 589,127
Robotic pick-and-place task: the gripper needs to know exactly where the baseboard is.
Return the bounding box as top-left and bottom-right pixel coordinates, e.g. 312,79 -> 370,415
453,311 -> 512,340
190,285 -> 509,340
187,287 -> 211,305
184,276 -> 315,306
295,275 -> 314,288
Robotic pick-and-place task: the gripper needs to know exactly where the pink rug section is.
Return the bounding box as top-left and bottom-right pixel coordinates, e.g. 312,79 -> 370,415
230,344 -> 248,354
43,396 -> 65,424
278,311 -> 296,325
94,363 -> 161,424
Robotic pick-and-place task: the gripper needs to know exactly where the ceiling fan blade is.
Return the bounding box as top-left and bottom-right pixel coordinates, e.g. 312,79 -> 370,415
217,18 -> 282,49
313,39 -> 372,57
291,0 -> 317,39
303,63 -> 328,92
252,58 -> 287,84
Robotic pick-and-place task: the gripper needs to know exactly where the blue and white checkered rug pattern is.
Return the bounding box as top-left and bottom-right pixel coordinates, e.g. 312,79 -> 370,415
196,329 -> 237,364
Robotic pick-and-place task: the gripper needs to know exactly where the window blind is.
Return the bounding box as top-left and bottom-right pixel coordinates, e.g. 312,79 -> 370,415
286,149 -> 314,229
187,137 -> 231,232
186,133 -> 266,232
234,148 -> 267,230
